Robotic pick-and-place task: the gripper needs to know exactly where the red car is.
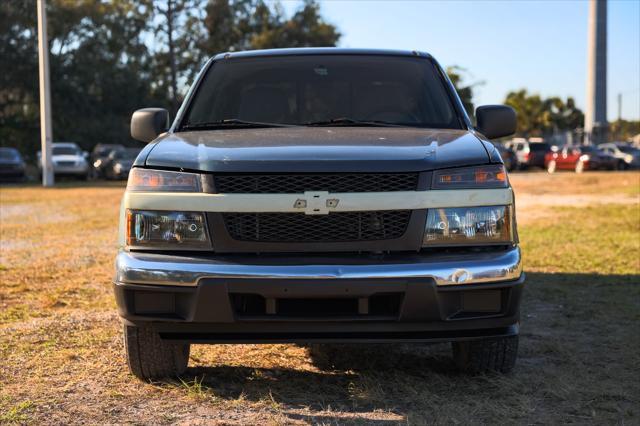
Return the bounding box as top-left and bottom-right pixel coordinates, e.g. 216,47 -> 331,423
545,145 -> 621,173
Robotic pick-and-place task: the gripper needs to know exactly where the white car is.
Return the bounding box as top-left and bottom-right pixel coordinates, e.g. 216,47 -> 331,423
599,143 -> 640,169
38,142 -> 90,179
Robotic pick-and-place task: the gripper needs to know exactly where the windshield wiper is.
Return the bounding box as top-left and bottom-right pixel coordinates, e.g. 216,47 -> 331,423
305,117 -> 405,127
181,119 -> 295,130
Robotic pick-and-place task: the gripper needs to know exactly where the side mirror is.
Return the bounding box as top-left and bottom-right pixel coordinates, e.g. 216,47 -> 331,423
131,108 -> 169,143
475,105 -> 517,140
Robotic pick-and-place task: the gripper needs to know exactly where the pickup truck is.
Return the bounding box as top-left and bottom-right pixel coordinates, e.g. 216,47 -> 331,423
114,48 -> 523,379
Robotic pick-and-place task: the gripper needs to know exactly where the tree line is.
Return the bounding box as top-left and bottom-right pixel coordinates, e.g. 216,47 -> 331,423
1,0 -> 636,160
1,0 -> 340,158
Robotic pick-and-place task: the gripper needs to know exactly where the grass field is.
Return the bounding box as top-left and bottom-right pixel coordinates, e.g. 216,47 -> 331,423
1,172 -> 639,425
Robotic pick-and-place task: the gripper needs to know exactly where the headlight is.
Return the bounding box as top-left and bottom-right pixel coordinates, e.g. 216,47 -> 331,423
127,168 -> 201,192
432,165 -> 507,189
422,205 -> 513,246
126,210 -> 211,249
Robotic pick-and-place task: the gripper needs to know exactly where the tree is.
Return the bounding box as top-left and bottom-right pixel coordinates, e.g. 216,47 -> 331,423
447,66 -> 482,117
610,119 -> 640,142
153,0 -> 204,115
200,0 -> 340,54
0,0 -> 340,158
504,89 -> 583,137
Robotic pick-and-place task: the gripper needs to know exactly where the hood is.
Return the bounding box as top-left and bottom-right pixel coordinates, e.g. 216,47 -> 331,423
142,127 -> 491,173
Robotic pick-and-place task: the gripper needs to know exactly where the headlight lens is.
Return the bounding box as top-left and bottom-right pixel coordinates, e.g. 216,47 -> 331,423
423,205 -> 513,246
126,210 -> 211,249
127,168 -> 201,192
432,165 -> 507,189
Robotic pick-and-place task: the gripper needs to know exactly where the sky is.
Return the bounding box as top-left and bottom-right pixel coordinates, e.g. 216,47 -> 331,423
281,0 -> 640,121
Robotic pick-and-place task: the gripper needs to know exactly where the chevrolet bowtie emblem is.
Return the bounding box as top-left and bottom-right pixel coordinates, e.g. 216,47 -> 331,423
293,191 -> 339,215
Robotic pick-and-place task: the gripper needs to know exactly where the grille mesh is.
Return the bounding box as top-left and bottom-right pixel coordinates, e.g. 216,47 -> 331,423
215,173 -> 418,193
223,211 -> 411,243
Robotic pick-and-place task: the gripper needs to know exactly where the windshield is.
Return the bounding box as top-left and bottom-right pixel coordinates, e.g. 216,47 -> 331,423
53,146 -> 79,156
0,148 -> 19,160
182,55 -> 461,129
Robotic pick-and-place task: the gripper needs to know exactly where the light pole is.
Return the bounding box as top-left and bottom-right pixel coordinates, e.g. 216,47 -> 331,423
37,0 -> 54,186
584,0 -> 608,145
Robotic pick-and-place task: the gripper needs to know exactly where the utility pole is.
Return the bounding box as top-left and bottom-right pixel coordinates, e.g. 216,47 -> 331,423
584,0 -> 608,145
37,0 -> 54,186
617,92 -> 622,122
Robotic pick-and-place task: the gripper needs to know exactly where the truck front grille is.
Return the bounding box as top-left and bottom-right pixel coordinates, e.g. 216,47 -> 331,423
215,173 -> 418,193
223,211 -> 411,243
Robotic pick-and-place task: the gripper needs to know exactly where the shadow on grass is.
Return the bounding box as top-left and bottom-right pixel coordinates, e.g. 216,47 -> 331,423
182,343 -> 457,420
170,271 -> 639,423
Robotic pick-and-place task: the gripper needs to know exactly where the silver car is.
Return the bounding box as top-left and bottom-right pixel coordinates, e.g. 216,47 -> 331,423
38,142 -> 90,179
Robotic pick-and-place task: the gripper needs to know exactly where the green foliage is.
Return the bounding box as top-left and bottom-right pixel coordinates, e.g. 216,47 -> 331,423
610,119 -> 640,142
504,89 -> 584,137
446,66 -> 481,117
0,0 -> 340,159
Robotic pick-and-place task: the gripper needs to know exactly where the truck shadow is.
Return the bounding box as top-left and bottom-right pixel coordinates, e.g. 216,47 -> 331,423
173,271 -> 639,423
182,344 -> 456,420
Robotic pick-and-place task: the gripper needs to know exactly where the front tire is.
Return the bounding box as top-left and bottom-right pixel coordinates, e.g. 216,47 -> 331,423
452,335 -> 518,373
124,324 -> 190,380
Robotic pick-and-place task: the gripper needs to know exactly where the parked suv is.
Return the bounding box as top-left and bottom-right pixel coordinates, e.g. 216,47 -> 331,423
505,138 -> 550,169
115,48 -> 524,379
38,142 -> 90,179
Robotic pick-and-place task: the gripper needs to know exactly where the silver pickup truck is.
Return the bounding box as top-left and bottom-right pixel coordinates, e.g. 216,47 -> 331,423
114,48 -> 523,379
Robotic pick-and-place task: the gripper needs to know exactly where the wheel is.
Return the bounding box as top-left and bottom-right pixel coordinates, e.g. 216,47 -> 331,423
547,160 -> 557,173
123,324 -> 190,380
616,161 -> 627,171
575,160 -> 585,173
452,335 -> 518,374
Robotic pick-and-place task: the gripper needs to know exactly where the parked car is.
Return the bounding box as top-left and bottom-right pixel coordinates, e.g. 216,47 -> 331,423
545,145 -> 620,173
0,147 -> 27,181
493,143 -> 518,171
91,143 -> 125,178
115,48 -> 524,379
599,142 -> 640,169
103,148 -> 140,179
38,142 -> 90,179
505,139 -> 551,169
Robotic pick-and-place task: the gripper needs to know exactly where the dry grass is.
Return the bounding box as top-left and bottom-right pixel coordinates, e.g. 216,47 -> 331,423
1,172 -> 639,425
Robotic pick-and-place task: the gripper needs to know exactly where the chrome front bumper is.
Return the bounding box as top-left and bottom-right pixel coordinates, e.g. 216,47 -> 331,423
115,246 -> 522,287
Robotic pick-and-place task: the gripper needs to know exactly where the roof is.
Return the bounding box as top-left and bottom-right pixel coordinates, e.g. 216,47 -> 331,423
212,47 -> 432,61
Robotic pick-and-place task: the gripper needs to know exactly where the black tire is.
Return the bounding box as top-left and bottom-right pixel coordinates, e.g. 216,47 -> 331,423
452,335 -> 518,374
123,324 -> 190,380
